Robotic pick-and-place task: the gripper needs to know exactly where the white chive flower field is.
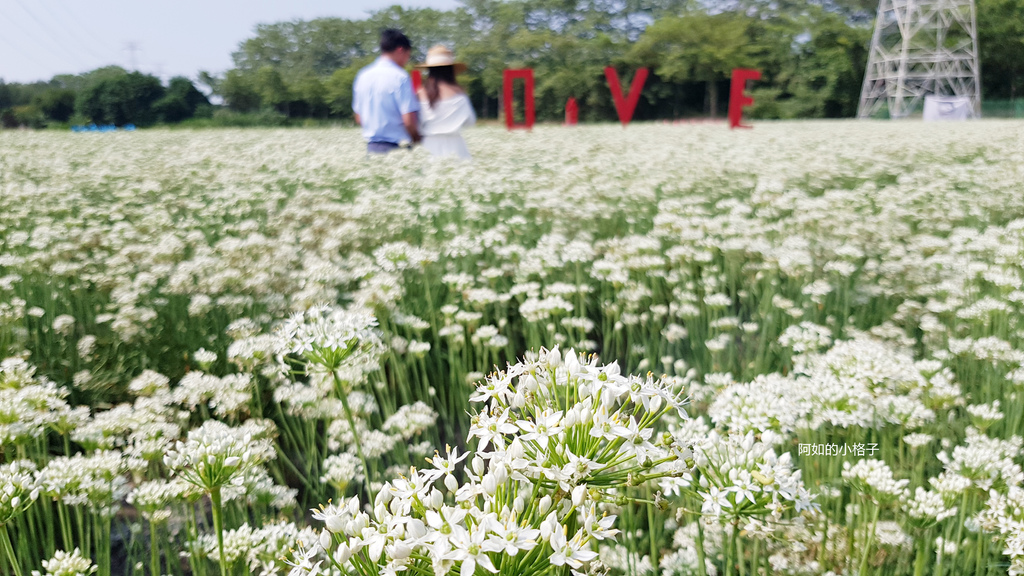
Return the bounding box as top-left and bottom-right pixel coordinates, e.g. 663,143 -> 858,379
1,122 -> 1024,576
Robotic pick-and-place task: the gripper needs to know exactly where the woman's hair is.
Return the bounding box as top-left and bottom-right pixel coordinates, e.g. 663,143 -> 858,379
425,66 -> 459,108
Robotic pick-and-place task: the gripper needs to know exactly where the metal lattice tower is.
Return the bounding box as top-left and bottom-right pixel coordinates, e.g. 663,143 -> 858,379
857,0 -> 981,119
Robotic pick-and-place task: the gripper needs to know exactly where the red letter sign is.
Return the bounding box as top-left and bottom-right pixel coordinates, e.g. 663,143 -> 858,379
728,69 -> 761,129
503,69 -> 535,130
565,97 -> 578,125
605,67 -> 648,126
412,70 -> 422,93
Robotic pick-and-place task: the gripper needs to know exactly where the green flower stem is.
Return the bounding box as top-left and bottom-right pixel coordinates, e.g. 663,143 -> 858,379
737,532 -> 745,576
101,514 -> 113,576
858,502 -> 880,576
150,521 -> 161,576
913,533 -> 928,576
751,538 -> 760,576
694,511 -> 708,576
56,501 -> 73,549
0,524 -> 22,576
337,373 -> 375,502
184,502 -> 206,576
210,487 -> 228,576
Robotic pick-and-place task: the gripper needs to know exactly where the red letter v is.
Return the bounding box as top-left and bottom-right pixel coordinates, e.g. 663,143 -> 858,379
605,67 -> 649,126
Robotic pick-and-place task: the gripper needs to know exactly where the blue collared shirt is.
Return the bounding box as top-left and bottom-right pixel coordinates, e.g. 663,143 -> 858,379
352,57 -> 421,144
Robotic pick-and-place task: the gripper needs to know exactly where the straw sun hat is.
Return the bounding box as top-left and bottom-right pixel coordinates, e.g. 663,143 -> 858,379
415,45 -> 467,73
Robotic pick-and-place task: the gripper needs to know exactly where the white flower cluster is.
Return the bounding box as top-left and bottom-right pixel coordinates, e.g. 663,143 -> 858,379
38,451 -> 128,517
0,459 -> 40,523
0,362 -> 84,444
275,304 -> 384,375
30,548 -> 96,576
301,346 -> 689,576
692,430 -> 817,519
935,427 -> 1023,492
842,459 -> 909,502
794,336 -> 938,430
977,486 -> 1024,575
708,373 -> 812,439
127,479 -> 193,523
173,371 -> 253,419
163,420 -> 271,491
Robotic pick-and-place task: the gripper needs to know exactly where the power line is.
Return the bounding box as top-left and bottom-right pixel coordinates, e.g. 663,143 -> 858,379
28,0 -> 118,66
0,8 -> 81,78
0,27 -> 55,78
52,0 -> 122,59
9,0 -> 91,70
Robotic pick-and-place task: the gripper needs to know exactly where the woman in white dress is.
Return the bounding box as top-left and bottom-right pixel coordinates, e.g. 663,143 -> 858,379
415,45 -> 476,160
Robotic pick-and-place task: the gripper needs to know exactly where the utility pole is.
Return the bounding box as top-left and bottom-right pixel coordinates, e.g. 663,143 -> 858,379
123,41 -> 140,71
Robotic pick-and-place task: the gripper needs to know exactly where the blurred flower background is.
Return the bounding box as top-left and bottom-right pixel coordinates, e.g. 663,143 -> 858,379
1,122 -> 1024,576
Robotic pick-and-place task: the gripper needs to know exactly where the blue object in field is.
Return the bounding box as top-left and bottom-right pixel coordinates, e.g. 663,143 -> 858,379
70,123 -> 137,132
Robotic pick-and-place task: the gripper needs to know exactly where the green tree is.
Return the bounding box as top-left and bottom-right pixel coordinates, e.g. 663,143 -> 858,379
977,0 -> 1024,99
255,66 -> 291,114
33,88 -> 76,122
76,71 -> 165,126
325,64 -> 364,118
221,70 -> 262,112
293,75 -> 328,118
153,77 -> 210,122
630,13 -> 756,116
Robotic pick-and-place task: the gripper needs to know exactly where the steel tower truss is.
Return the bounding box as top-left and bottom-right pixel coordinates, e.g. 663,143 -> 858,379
857,0 -> 981,119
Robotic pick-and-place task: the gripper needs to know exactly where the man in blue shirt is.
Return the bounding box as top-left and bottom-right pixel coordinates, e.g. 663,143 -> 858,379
353,29 -> 422,154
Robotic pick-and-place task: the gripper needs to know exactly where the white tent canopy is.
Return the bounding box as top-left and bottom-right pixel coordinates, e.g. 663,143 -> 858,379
923,95 -> 973,121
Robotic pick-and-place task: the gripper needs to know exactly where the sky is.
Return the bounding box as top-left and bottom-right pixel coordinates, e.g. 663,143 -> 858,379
0,0 -> 462,84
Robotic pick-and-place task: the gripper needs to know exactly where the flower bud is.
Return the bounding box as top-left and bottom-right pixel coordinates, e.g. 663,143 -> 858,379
579,383 -> 592,400
565,351 -> 580,374
325,515 -> 346,533
512,390 -> 527,408
508,439 -> 525,460
650,395 -> 663,413
320,529 -> 333,550
445,474 -> 459,492
572,485 -> 586,507
335,542 -> 352,563
351,513 -> 368,534
224,456 -> 241,468
540,511 -> 558,540
546,347 -> 562,368
563,409 -> 579,428
392,541 -> 412,560
514,496 -> 525,515
493,464 -> 509,484
539,495 -> 553,515
472,456 -> 485,477
429,489 -> 444,509
482,474 -> 498,495
408,519 -> 427,539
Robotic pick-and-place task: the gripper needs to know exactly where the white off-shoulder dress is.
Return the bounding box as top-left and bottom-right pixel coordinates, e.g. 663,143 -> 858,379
418,93 -> 476,160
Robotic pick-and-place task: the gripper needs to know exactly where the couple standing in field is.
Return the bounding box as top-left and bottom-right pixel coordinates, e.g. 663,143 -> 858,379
352,29 -> 476,159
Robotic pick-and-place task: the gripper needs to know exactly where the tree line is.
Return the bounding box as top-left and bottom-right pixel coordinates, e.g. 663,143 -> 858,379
0,67 -> 210,128
2,0 -> 1022,128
